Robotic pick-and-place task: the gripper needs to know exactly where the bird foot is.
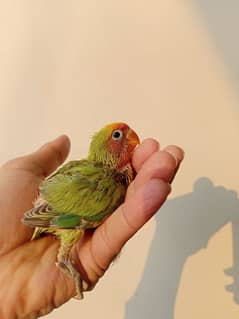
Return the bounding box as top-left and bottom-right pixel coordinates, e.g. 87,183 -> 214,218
56,260 -> 84,299
56,261 -> 72,276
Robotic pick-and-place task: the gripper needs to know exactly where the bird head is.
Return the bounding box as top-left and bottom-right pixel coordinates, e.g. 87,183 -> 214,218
88,122 -> 140,170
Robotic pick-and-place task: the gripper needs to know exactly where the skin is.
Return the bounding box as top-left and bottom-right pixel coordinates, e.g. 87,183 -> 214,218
0,135 -> 184,319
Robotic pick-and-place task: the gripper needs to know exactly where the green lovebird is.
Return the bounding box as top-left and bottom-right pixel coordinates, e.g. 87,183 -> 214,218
22,122 -> 140,299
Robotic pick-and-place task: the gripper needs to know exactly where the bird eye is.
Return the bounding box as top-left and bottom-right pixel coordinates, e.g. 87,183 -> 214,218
112,129 -> 123,140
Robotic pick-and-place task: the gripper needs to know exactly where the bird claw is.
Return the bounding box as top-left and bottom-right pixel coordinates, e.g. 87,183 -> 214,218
56,261 -> 72,277
56,260 -> 84,299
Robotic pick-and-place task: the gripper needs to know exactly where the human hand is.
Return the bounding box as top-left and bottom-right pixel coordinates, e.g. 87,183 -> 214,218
0,135 -> 184,319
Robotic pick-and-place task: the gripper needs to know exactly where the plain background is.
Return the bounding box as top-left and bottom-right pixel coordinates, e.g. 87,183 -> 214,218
0,1 -> 239,318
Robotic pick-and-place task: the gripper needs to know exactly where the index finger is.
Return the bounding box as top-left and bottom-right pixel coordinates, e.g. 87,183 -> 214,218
132,138 -> 160,173
77,179 -> 171,283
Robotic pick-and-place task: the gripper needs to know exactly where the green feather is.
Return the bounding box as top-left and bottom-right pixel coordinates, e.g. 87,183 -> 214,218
23,159 -> 128,229
52,214 -> 82,228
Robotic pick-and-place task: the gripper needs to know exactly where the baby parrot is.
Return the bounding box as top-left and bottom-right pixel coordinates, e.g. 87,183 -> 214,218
22,123 -> 140,299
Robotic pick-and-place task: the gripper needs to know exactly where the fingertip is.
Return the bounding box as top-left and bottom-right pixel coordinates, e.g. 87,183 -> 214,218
41,134 -> 70,157
29,134 -> 71,177
164,145 -> 184,165
163,145 -> 184,184
132,138 -> 160,172
56,134 -> 70,144
44,134 -> 71,155
54,134 -> 71,146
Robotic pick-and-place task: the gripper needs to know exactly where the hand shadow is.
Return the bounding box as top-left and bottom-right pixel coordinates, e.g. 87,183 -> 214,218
125,177 -> 239,319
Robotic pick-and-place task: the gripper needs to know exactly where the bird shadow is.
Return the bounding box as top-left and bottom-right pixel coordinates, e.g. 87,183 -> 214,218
124,177 -> 239,319
192,0 -> 239,91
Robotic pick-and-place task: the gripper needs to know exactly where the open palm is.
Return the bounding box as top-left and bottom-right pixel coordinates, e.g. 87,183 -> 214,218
0,135 -> 183,319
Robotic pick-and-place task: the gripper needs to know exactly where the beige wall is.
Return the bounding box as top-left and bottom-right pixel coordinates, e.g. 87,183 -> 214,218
0,1 -> 239,318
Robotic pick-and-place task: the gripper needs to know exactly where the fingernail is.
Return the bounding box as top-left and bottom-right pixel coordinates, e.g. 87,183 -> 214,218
52,135 -> 69,143
164,146 -> 185,165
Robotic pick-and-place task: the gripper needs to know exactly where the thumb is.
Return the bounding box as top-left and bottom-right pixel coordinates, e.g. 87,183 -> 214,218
3,135 -> 71,178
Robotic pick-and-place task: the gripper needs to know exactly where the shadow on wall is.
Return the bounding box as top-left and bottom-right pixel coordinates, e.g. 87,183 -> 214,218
125,177 -> 239,319
193,0 -> 239,88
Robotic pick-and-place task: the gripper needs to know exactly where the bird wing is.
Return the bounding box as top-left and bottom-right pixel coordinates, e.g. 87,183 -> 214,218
22,160 -> 126,229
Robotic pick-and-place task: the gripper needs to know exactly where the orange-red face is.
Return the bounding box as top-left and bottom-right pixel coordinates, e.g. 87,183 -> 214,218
107,122 -> 140,167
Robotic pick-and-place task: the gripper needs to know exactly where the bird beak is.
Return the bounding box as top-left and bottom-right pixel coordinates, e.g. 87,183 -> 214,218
126,129 -> 140,149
